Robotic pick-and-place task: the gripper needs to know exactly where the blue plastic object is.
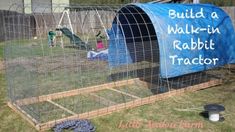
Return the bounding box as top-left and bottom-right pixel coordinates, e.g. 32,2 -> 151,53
108,3 -> 235,78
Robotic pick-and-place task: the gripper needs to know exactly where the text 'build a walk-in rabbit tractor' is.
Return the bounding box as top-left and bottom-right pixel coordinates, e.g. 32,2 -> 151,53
4,3 -> 235,131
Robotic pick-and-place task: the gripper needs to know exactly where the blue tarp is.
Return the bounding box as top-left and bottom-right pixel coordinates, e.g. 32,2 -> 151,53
108,3 -> 235,78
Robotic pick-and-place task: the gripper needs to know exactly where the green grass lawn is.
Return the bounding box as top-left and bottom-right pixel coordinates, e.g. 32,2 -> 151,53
91,80 -> 235,132
0,41 -> 235,132
4,38 -> 111,100
0,43 -> 37,132
1,71 -> 234,132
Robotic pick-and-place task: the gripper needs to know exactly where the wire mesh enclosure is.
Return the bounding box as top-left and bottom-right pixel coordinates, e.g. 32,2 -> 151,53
4,3 -> 233,131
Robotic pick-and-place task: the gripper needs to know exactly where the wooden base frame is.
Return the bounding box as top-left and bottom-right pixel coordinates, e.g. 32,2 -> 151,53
8,78 -> 222,131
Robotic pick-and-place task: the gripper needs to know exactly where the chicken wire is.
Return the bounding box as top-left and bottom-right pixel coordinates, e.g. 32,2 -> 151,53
3,3 -> 230,128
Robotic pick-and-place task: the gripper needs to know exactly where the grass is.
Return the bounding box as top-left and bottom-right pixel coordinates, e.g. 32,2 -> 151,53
0,43 -> 37,132
18,86 -> 141,123
4,39 -> 111,100
116,85 -> 154,98
94,89 -> 135,103
5,38 -> 147,101
54,94 -> 107,115
21,101 -> 73,123
4,38 -> 99,59
91,80 -> 235,132
0,40 -> 235,131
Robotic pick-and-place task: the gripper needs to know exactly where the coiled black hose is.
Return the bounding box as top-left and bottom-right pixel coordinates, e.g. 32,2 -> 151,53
53,119 -> 95,132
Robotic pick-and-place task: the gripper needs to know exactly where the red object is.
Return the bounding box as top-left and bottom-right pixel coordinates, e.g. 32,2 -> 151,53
97,41 -> 104,50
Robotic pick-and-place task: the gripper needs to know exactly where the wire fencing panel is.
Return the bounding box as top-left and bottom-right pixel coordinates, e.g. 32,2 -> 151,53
3,4 -> 231,130
4,5 -> 124,123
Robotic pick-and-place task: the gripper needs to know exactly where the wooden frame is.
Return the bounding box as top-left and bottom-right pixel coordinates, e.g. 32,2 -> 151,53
8,78 -> 222,131
15,78 -> 139,106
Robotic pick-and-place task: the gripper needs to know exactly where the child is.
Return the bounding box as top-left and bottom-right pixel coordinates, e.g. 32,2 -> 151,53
96,39 -> 105,51
56,30 -> 64,48
48,30 -> 56,47
96,31 -> 105,51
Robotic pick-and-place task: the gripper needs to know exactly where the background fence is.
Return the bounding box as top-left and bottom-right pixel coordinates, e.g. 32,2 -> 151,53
0,10 -> 36,42
0,6 -> 235,42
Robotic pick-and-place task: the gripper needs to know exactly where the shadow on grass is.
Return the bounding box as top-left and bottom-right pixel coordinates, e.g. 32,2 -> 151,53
199,111 -> 209,119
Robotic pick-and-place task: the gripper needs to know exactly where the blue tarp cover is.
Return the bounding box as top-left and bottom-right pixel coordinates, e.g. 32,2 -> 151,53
108,3 -> 235,78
